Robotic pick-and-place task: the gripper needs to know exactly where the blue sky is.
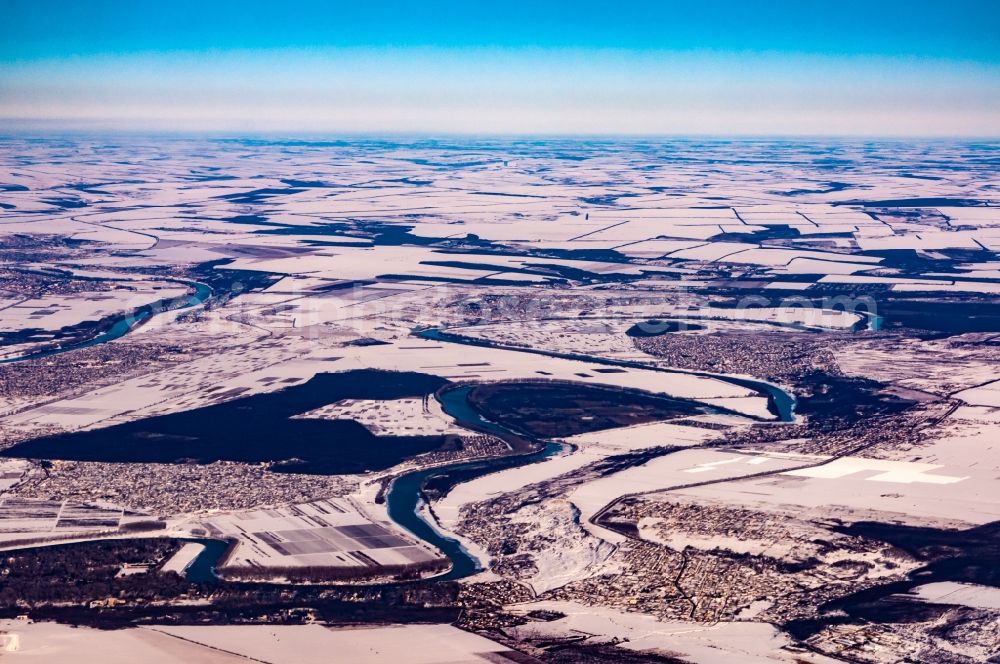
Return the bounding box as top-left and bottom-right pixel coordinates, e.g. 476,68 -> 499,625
2,0 -> 998,135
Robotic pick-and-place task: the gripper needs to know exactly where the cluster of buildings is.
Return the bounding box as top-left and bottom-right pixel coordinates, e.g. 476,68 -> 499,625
0,342 -> 198,432
807,616 -> 998,664
583,495 -> 914,619
14,459 -> 359,516
634,330 -> 842,382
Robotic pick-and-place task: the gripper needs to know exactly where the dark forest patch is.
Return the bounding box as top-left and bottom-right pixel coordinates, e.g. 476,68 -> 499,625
786,519 -> 1000,640
878,299 -> 1000,334
794,371 -> 916,426
3,370 -> 456,474
0,538 -> 460,628
834,197 -> 995,207
467,382 -> 703,438
626,320 -> 706,337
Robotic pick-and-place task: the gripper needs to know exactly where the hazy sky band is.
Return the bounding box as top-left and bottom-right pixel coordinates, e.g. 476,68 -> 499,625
5,1 -> 999,61
3,1 -> 999,135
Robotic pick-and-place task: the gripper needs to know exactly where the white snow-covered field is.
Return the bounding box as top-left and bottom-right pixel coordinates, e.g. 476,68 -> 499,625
176,498 -> 443,573
0,460 -> 27,491
0,283 -> 187,333
561,419 -> 733,452
673,453 -> 1000,526
954,379 -> 1000,407
570,450 -> 814,541
910,582 -> 1000,610
0,621 -> 512,663
159,542 -> 205,575
434,421 -> 725,529
0,496 -> 152,547
504,601 -> 839,663
294,396 -> 465,436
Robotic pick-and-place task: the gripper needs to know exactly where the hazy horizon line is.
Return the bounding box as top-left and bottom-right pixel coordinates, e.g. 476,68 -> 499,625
1,122 -> 997,143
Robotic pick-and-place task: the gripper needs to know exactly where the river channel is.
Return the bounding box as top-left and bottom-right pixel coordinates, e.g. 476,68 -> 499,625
382,324 -> 799,580
385,385 -> 565,580
187,327 -> 798,582
0,280 -> 213,365
18,307 -> 795,583
417,327 -> 796,422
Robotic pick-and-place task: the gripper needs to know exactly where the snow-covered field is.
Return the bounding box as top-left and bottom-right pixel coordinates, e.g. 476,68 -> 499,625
0,621 -> 512,663
570,450 -> 815,541
672,453 -> 1000,527
504,601 -> 839,663
434,422 -> 726,530
294,396 -> 465,436
175,498 -> 444,575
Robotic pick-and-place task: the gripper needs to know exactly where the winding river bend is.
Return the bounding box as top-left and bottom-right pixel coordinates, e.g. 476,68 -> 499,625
417,327 -> 796,422
0,281 -> 213,365
383,330 -> 798,581
386,386 -> 565,579
5,302 -> 795,583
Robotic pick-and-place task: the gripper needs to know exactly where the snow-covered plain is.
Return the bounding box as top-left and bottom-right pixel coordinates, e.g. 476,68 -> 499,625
2,137 -> 1000,662
0,621 -> 512,663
